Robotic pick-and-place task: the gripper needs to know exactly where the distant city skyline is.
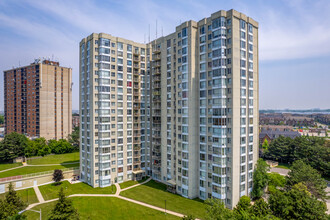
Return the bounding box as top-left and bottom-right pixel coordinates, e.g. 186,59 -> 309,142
1,0 -> 330,110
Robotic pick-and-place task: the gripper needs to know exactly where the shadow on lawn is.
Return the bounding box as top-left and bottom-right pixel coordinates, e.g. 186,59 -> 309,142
142,180 -> 205,204
59,161 -> 80,167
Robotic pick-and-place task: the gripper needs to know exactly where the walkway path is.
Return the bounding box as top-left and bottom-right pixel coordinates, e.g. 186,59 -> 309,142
269,167 -> 289,176
120,177 -> 151,192
33,186 -> 45,203
0,162 -> 79,173
0,165 -> 24,173
23,177 -> 190,219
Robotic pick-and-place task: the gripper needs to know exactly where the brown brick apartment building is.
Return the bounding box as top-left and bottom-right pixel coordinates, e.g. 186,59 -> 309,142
3,59 -> 72,140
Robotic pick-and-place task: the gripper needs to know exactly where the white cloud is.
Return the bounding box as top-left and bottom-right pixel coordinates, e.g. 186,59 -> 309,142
259,0 -> 330,60
1,0 -> 330,110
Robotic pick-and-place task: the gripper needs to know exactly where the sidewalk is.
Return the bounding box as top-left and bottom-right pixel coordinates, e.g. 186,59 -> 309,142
23,177 -> 192,219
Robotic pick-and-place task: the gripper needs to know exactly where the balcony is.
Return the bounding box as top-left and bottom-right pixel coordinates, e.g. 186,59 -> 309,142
153,54 -> 161,60
153,76 -> 161,82
153,61 -> 161,67
152,47 -> 161,54
153,68 -> 161,74
133,50 -> 140,55
133,57 -> 140,62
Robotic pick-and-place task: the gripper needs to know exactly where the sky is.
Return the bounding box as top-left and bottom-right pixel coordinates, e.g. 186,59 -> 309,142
0,0 -> 330,111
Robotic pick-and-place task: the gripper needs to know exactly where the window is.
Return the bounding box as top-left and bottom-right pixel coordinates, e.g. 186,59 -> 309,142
240,20 -> 246,29
200,35 -> 206,44
200,26 -> 205,35
117,42 -> 123,50
182,28 -> 187,37
248,24 -> 253,33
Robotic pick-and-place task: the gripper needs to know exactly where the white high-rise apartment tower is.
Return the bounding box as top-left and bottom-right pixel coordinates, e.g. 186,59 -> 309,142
79,9 -> 258,208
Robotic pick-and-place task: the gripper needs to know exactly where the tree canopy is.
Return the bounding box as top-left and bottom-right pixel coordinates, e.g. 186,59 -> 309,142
0,183 -> 26,219
286,160 -> 327,201
48,188 -> 79,220
252,159 -> 270,199
0,132 -> 28,162
264,136 -> 330,178
0,132 -> 77,162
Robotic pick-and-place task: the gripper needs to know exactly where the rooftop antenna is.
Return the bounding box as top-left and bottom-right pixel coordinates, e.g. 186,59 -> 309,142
144,34 -> 146,44
156,19 -> 158,39
162,26 -> 163,37
18,61 -> 21,67
148,24 -> 150,43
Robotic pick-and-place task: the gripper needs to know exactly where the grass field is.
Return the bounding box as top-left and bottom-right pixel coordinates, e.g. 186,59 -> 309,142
27,152 -> 79,165
25,197 -> 180,220
0,163 -> 22,171
0,164 -> 78,178
276,163 -> 291,169
39,180 -> 116,200
120,180 -> 207,219
0,188 -> 38,205
119,177 -> 148,189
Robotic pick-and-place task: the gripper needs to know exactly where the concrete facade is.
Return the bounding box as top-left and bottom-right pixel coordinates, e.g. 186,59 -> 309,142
80,9 -> 258,208
3,59 -> 72,140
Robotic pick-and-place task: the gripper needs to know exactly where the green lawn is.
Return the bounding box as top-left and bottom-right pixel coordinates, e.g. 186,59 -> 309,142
27,152 -> 79,165
0,188 -> 38,205
39,180 -> 116,200
276,163 -> 291,169
0,163 -> 22,171
0,164 -> 78,178
119,177 -> 148,189
25,197 -> 180,220
120,180 -> 207,219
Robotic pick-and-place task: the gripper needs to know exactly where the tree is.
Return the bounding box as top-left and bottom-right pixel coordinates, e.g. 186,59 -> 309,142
286,160 -> 327,201
48,188 -> 79,220
268,189 -> 290,219
234,196 -> 252,220
7,214 -> 27,220
0,183 -> 26,219
49,139 -> 75,154
0,115 -> 4,124
53,169 -> 64,184
268,172 -> 286,188
34,137 -> 51,156
68,126 -> 79,149
251,198 -> 271,218
182,215 -> 195,220
0,132 -> 28,162
235,196 -> 251,212
252,159 -> 270,199
205,198 -> 234,220
261,139 -> 269,150
269,183 -> 328,220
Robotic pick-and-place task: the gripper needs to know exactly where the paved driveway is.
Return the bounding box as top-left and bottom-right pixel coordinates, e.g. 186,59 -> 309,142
269,167 -> 289,176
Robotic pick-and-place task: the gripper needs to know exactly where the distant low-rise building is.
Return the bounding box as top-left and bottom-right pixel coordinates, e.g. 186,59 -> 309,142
259,129 -> 301,144
284,116 -> 314,127
72,115 -> 80,128
260,125 -> 293,132
260,113 -> 315,127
